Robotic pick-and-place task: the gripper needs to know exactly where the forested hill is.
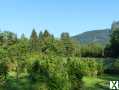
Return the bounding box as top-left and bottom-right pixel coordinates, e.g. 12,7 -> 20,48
72,29 -> 111,44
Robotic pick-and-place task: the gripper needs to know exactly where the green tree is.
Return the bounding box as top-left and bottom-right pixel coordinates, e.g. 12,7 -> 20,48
43,30 -> 50,37
0,32 -> 3,46
105,27 -> 119,57
67,58 -> 83,90
8,41 -> 27,81
0,61 -> 9,79
41,30 -> 56,54
113,59 -> 119,72
80,43 -> 104,57
29,29 -> 39,52
0,48 -> 9,80
0,31 -> 17,47
39,31 -> 43,39
28,60 -> 50,90
60,32 -> 75,57
110,28 -> 119,57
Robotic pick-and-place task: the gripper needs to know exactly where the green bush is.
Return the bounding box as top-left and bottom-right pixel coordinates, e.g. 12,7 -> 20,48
112,59 -> 119,73
27,56 -> 85,90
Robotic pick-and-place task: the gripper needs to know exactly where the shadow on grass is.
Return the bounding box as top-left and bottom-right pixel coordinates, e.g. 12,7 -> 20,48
99,74 -> 119,81
81,74 -> 119,90
3,76 -> 30,90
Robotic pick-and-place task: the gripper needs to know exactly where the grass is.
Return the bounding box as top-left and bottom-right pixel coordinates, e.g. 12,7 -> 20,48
99,74 -> 119,81
1,73 -> 119,90
82,74 -> 119,90
82,76 -> 104,88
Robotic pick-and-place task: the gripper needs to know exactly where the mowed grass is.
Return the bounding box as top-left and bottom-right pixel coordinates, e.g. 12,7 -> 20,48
82,76 -> 104,88
82,74 -> 119,90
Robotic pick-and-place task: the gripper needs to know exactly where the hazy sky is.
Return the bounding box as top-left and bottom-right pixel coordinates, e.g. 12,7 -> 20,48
0,0 -> 119,37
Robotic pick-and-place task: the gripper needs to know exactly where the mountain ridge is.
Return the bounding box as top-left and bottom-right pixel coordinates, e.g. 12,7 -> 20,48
72,29 -> 111,45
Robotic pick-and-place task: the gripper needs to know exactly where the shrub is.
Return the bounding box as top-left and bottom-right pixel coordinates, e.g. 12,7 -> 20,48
112,59 -> 119,73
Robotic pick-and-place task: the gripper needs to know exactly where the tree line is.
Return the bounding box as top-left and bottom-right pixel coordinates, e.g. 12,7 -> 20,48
0,26 -> 119,58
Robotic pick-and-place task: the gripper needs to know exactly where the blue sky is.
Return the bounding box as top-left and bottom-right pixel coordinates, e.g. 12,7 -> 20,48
0,0 -> 119,37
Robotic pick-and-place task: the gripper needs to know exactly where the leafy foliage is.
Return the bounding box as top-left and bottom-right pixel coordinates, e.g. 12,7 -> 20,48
105,26 -> 119,57
0,28 -> 118,90
80,43 -> 104,57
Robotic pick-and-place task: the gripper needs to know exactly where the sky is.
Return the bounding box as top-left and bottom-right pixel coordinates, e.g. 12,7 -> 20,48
0,0 -> 119,37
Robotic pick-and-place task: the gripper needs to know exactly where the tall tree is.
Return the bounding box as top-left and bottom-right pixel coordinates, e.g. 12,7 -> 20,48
43,30 -> 50,38
110,28 -> 119,57
105,22 -> 119,57
0,31 -> 17,47
60,32 -> 75,57
0,48 -> 9,80
0,32 -> 3,46
39,31 -> 43,39
30,29 -> 39,52
41,30 -> 56,54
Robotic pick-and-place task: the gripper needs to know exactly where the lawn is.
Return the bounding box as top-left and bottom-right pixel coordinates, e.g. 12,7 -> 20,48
82,74 -> 119,90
